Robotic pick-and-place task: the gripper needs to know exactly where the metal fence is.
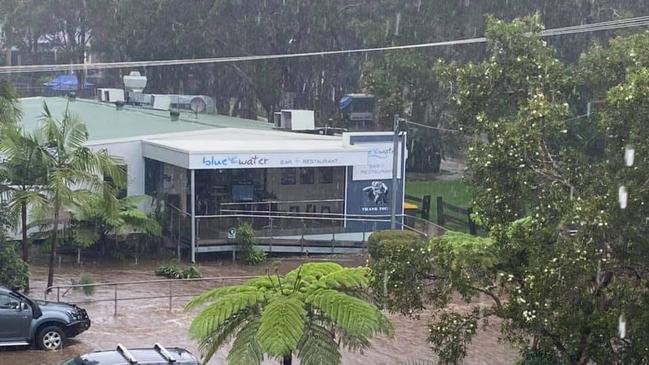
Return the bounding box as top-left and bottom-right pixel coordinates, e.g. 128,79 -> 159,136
44,275 -> 257,316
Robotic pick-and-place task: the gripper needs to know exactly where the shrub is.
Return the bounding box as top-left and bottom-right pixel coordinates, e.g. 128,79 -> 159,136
155,264 -> 202,279
237,222 -> 266,265
0,242 -> 29,289
75,273 -> 96,296
516,349 -> 560,365
367,230 -> 429,313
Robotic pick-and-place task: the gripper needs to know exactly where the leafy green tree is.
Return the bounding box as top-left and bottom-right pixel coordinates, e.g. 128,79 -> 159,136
31,102 -> 125,290
236,222 -> 266,265
71,193 -> 161,252
0,202 -> 28,289
186,262 -> 392,365
0,126 -> 46,266
370,15 -> 649,365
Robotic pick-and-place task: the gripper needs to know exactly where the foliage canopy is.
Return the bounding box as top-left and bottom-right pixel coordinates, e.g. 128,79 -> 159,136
186,262 -> 392,365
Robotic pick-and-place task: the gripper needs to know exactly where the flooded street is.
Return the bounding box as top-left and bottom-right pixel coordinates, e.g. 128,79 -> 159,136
0,256 -> 517,365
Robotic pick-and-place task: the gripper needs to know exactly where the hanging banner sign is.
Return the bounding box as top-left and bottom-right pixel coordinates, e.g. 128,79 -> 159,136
188,151 -> 367,170
351,142 -> 403,181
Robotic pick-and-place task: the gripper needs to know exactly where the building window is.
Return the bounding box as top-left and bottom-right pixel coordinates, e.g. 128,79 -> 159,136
299,168 -> 314,184
105,165 -> 127,199
144,158 -> 162,196
318,167 -> 334,184
281,168 -> 297,185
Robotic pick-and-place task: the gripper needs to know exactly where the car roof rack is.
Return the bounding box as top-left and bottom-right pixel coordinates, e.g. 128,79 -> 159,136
116,344 -> 138,364
154,343 -> 177,363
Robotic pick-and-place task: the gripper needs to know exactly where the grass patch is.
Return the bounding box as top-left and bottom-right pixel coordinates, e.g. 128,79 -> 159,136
405,176 -> 474,228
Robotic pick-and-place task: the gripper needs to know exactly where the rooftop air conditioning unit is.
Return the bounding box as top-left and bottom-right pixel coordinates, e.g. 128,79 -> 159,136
97,88 -> 125,103
123,71 -> 147,92
278,110 -> 315,130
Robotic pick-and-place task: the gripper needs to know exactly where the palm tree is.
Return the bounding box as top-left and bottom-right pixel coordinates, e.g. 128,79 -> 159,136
0,80 -> 22,125
186,262 -> 393,365
0,126 -> 47,283
71,193 -> 161,257
34,102 -> 125,290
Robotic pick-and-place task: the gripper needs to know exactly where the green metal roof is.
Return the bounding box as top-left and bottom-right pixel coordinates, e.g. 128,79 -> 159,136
18,97 -> 272,142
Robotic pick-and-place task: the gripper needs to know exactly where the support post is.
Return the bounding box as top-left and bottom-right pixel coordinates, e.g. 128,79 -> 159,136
436,196 -> 445,226
190,169 -> 196,263
177,210 -> 181,261
390,114 -> 400,229
422,195 -> 431,220
113,285 -> 118,316
168,281 -> 173,311
467,208 -> 477,235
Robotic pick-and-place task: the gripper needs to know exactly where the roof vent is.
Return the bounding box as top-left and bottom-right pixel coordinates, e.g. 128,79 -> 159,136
123,71 -> 147,92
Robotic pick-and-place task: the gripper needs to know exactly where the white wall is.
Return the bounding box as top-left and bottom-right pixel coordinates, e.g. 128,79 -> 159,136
88,140 -> 145,196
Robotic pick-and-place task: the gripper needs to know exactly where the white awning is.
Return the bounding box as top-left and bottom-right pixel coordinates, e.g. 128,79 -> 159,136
142,128 -> 369,169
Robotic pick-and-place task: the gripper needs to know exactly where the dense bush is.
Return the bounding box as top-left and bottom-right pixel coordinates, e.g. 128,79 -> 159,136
0,242 -> 29,289
155,264 -> 202,279
237,222 -> 266,265
367,230 -> 429,313
74,273 -> 96,296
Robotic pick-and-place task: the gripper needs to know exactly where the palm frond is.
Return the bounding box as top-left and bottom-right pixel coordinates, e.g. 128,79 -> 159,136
286,262 -> 345,284
316,266 -> 370,290
197,310 -> 255,364
73,224 -> 99,247
306,289 -> 393,339
227,318 -> 264,365
297,323 -> 342,365
189,291 -> 264,339
257,296 -> 306,357
185,284 -> 261,311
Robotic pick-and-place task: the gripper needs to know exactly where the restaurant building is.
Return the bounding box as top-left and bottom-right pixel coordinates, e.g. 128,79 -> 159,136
19,95 -> 406,260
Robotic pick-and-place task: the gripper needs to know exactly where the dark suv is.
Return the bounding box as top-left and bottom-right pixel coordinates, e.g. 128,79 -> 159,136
0,286 -> 90,350
60,344 -> 200,365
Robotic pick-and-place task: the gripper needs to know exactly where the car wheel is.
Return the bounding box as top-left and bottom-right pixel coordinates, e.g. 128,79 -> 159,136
38,326 -> 65,350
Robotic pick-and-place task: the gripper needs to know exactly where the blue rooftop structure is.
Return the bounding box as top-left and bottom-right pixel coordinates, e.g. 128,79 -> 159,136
43,74 -> 94,91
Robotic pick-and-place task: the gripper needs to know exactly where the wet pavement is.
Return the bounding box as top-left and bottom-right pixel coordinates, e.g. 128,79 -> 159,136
0,256 -> 517,365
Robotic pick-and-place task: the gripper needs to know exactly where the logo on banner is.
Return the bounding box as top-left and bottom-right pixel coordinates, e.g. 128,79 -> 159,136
202,155 -> 269,167
363,181 -> 389,205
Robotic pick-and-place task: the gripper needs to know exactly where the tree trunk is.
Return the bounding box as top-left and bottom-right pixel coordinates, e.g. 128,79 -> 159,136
47,203 -> 60,291
282,355 -> 292,365
21,200 -> 30,292
21,201 -> 29,262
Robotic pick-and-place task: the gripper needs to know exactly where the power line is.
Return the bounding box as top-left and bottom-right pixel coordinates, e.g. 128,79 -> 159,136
403,120 -> 461,133
403,112 -> 594,133
1,15 -> 649,74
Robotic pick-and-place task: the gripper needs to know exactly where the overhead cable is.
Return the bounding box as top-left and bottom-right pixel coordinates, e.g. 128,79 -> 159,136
1,15 -> 648,74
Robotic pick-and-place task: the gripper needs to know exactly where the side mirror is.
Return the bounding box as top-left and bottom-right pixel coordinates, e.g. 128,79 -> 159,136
19,302 -> 29,312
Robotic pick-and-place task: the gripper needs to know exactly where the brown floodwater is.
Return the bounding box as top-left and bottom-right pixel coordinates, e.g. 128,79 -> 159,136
0,256 -> 517,365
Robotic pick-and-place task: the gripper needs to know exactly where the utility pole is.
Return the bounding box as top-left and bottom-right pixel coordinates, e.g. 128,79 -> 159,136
390,114 -> 401,229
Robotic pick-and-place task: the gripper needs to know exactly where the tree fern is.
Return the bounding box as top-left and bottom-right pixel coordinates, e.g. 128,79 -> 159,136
189,291 -> 264,339
198,311 -> 253,362
187,263 -> 392,365
307,288 -> 392,338
228,319 -> 264,365
185,284 -> 261,310
257,297 -> 306,357
297,323 -> 341,365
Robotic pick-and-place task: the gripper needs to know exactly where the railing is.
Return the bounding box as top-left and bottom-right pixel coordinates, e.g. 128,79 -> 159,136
436,196 -> 477,235
195,212 -> 397,245
405,194 -> 432,220
44,275 -> 257,316
165,204 -> 192,257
